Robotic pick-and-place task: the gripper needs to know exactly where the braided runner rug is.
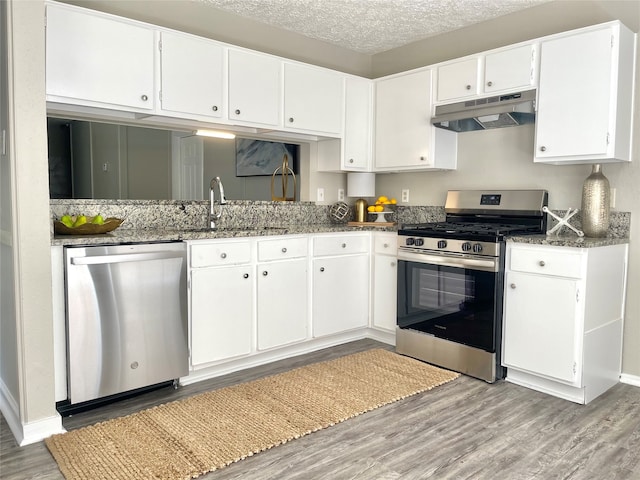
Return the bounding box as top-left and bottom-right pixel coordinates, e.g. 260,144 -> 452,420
46,348 -> 459,480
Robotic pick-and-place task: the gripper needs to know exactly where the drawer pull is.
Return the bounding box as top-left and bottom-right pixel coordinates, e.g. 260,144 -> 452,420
341,243 -> 347,248
539,260 -> 546,267
281,247 -> 287,253
320,267 -> 325,272
510,283 -> 516,289
220,253 -> 227,259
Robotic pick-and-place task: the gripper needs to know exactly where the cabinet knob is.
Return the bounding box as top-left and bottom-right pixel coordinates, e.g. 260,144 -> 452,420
391,262 -> 396,267
539,260 -> 546,267
243,273 -> 249,279
141,94 -> 148,101
420,156 -> 426,161
349,158 -> 354,164
341,243 -> 347,248
212,105 -> 218,112
320,267 -> 325,272
288,117 -> 294,123
465,85 -> 471,90
383,243 -> 389,248
281,247 -> 287,253
235,109 -> 241,115
540,146 -> 547,152
262,271 -> 268,276
510,283 -> 516,289
220,252 -> 227,259
487,81 -> 493,87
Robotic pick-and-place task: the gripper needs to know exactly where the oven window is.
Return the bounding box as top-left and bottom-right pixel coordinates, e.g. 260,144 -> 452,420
398,260 -> 499,351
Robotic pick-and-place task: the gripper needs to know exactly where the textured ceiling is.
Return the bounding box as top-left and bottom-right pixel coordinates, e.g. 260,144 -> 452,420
196,0 -> 551,54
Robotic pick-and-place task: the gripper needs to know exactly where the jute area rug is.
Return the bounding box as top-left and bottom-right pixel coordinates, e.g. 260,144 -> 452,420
46,348 -> 459,480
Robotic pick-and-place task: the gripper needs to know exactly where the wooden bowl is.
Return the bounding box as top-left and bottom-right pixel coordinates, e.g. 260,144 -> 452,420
54,218 -> 124,235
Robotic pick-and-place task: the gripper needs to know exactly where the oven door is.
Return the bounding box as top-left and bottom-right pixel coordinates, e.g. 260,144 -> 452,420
397,248 -> 502,352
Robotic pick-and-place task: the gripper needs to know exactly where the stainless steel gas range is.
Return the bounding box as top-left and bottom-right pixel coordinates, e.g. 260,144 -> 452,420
396,189 -> 548,382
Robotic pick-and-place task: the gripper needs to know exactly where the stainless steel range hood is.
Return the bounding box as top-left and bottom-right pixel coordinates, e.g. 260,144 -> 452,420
432,90 -> 536,132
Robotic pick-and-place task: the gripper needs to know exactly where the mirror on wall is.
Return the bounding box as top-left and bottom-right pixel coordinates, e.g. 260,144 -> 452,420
47,118 -> 300,201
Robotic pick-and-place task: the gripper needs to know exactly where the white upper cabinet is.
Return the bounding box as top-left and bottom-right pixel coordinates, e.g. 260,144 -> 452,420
159,31 -> 224,120
228,49 -> 281,127
342,76 -> 373,170
283,63 -> 344,135
375,69 -> 457,171
436,58 -> 479,102
46,3 -> 155,111
436,43 -> 536,102
534,22 -> 636,164
484,44 -> 536,94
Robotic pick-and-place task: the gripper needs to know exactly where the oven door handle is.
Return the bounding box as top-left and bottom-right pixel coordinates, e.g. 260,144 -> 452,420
398,249 -> 499,272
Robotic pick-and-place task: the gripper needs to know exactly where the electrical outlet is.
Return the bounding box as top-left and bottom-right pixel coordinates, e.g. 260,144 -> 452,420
610,187 -> 616,209
338,188 -> 345,201
401,189 -> 410,203
317,187 -> 325,202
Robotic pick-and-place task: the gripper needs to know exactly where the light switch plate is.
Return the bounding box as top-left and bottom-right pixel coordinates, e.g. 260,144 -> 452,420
317,187 -> 325,202
338,188 -> 345,201
401,189 -> 410,203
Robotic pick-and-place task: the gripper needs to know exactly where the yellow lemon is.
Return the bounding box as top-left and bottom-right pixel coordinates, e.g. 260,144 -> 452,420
375,205 -> 384,212
377,195 -> 388,203
390,198 -> 397,204
367,205 -> 375,212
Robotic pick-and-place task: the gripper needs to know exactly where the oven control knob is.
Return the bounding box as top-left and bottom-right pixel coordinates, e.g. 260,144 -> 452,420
405,238 -> 415,246
437,240 -> 447,249
473,243 -> 483,253
461,242 -> 472,252
415,238 -> 424,246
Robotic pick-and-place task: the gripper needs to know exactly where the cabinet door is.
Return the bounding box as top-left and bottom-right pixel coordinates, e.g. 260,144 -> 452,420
312,254 -> 369,337
46,4 -> 155,111
374,69 -> 433,170
484,44 -> 535,94
160,31 -> 224,119
436,58 -> 479,102
343,76 -> 372,170
190,266 -> 253,366
257,259 -> 308,350
372,254 -> 397,332
534,27 -> 613,161
503,271 -> 580,383
228,49 -> 281,127
283,63 -> 344,135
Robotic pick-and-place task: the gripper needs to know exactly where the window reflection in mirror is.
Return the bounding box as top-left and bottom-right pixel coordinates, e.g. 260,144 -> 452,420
47,118 -> 300,201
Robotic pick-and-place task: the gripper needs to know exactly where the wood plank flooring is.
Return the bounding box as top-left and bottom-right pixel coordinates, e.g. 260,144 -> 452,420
2,339 -> 640,479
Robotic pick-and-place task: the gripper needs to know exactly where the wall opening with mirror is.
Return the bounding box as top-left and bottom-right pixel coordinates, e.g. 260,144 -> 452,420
47,118 -> 300,201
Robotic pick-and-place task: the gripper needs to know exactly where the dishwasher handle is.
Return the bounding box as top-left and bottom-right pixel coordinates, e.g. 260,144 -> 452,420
70,251 -> 184,266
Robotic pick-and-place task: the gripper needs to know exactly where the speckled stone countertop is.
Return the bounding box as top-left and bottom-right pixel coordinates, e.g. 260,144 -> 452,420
508,235 -> 629,248
51,224 -> 395,246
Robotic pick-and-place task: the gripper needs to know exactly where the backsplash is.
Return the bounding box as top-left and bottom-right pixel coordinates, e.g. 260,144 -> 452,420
50,200 -> 630,238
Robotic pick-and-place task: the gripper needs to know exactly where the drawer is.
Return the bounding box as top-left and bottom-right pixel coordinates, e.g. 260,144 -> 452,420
374,234 -> 397,255
509,246 -> 584,278
190,241 -> 251,267
258,236 -> 308,261
313,234 -> 369,257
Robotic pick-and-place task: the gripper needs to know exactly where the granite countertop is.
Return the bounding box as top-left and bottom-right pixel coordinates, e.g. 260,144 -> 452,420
51,224 -> 397,246
508,234 -> 629,248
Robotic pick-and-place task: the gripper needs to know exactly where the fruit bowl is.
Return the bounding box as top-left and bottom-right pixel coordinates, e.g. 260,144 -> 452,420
54,218 -> 124,235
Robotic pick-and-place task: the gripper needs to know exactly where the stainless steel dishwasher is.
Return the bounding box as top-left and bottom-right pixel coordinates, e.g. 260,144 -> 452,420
64,242 -> 188,405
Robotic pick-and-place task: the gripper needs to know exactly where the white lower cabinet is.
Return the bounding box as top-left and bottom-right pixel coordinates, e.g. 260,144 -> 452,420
502,242 -> 628,404
189,240 -> 253,367
257,257 -> 308,350
191,265 -> 253,365
312,234 -> 370,337
372,233 -> 398,332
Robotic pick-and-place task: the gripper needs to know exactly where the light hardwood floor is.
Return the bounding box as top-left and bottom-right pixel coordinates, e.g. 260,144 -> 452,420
2,339 -> 640,479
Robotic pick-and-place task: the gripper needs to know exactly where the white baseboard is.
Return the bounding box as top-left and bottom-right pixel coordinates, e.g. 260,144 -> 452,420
620,373 -> 640,387
1,377 -> 65,446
